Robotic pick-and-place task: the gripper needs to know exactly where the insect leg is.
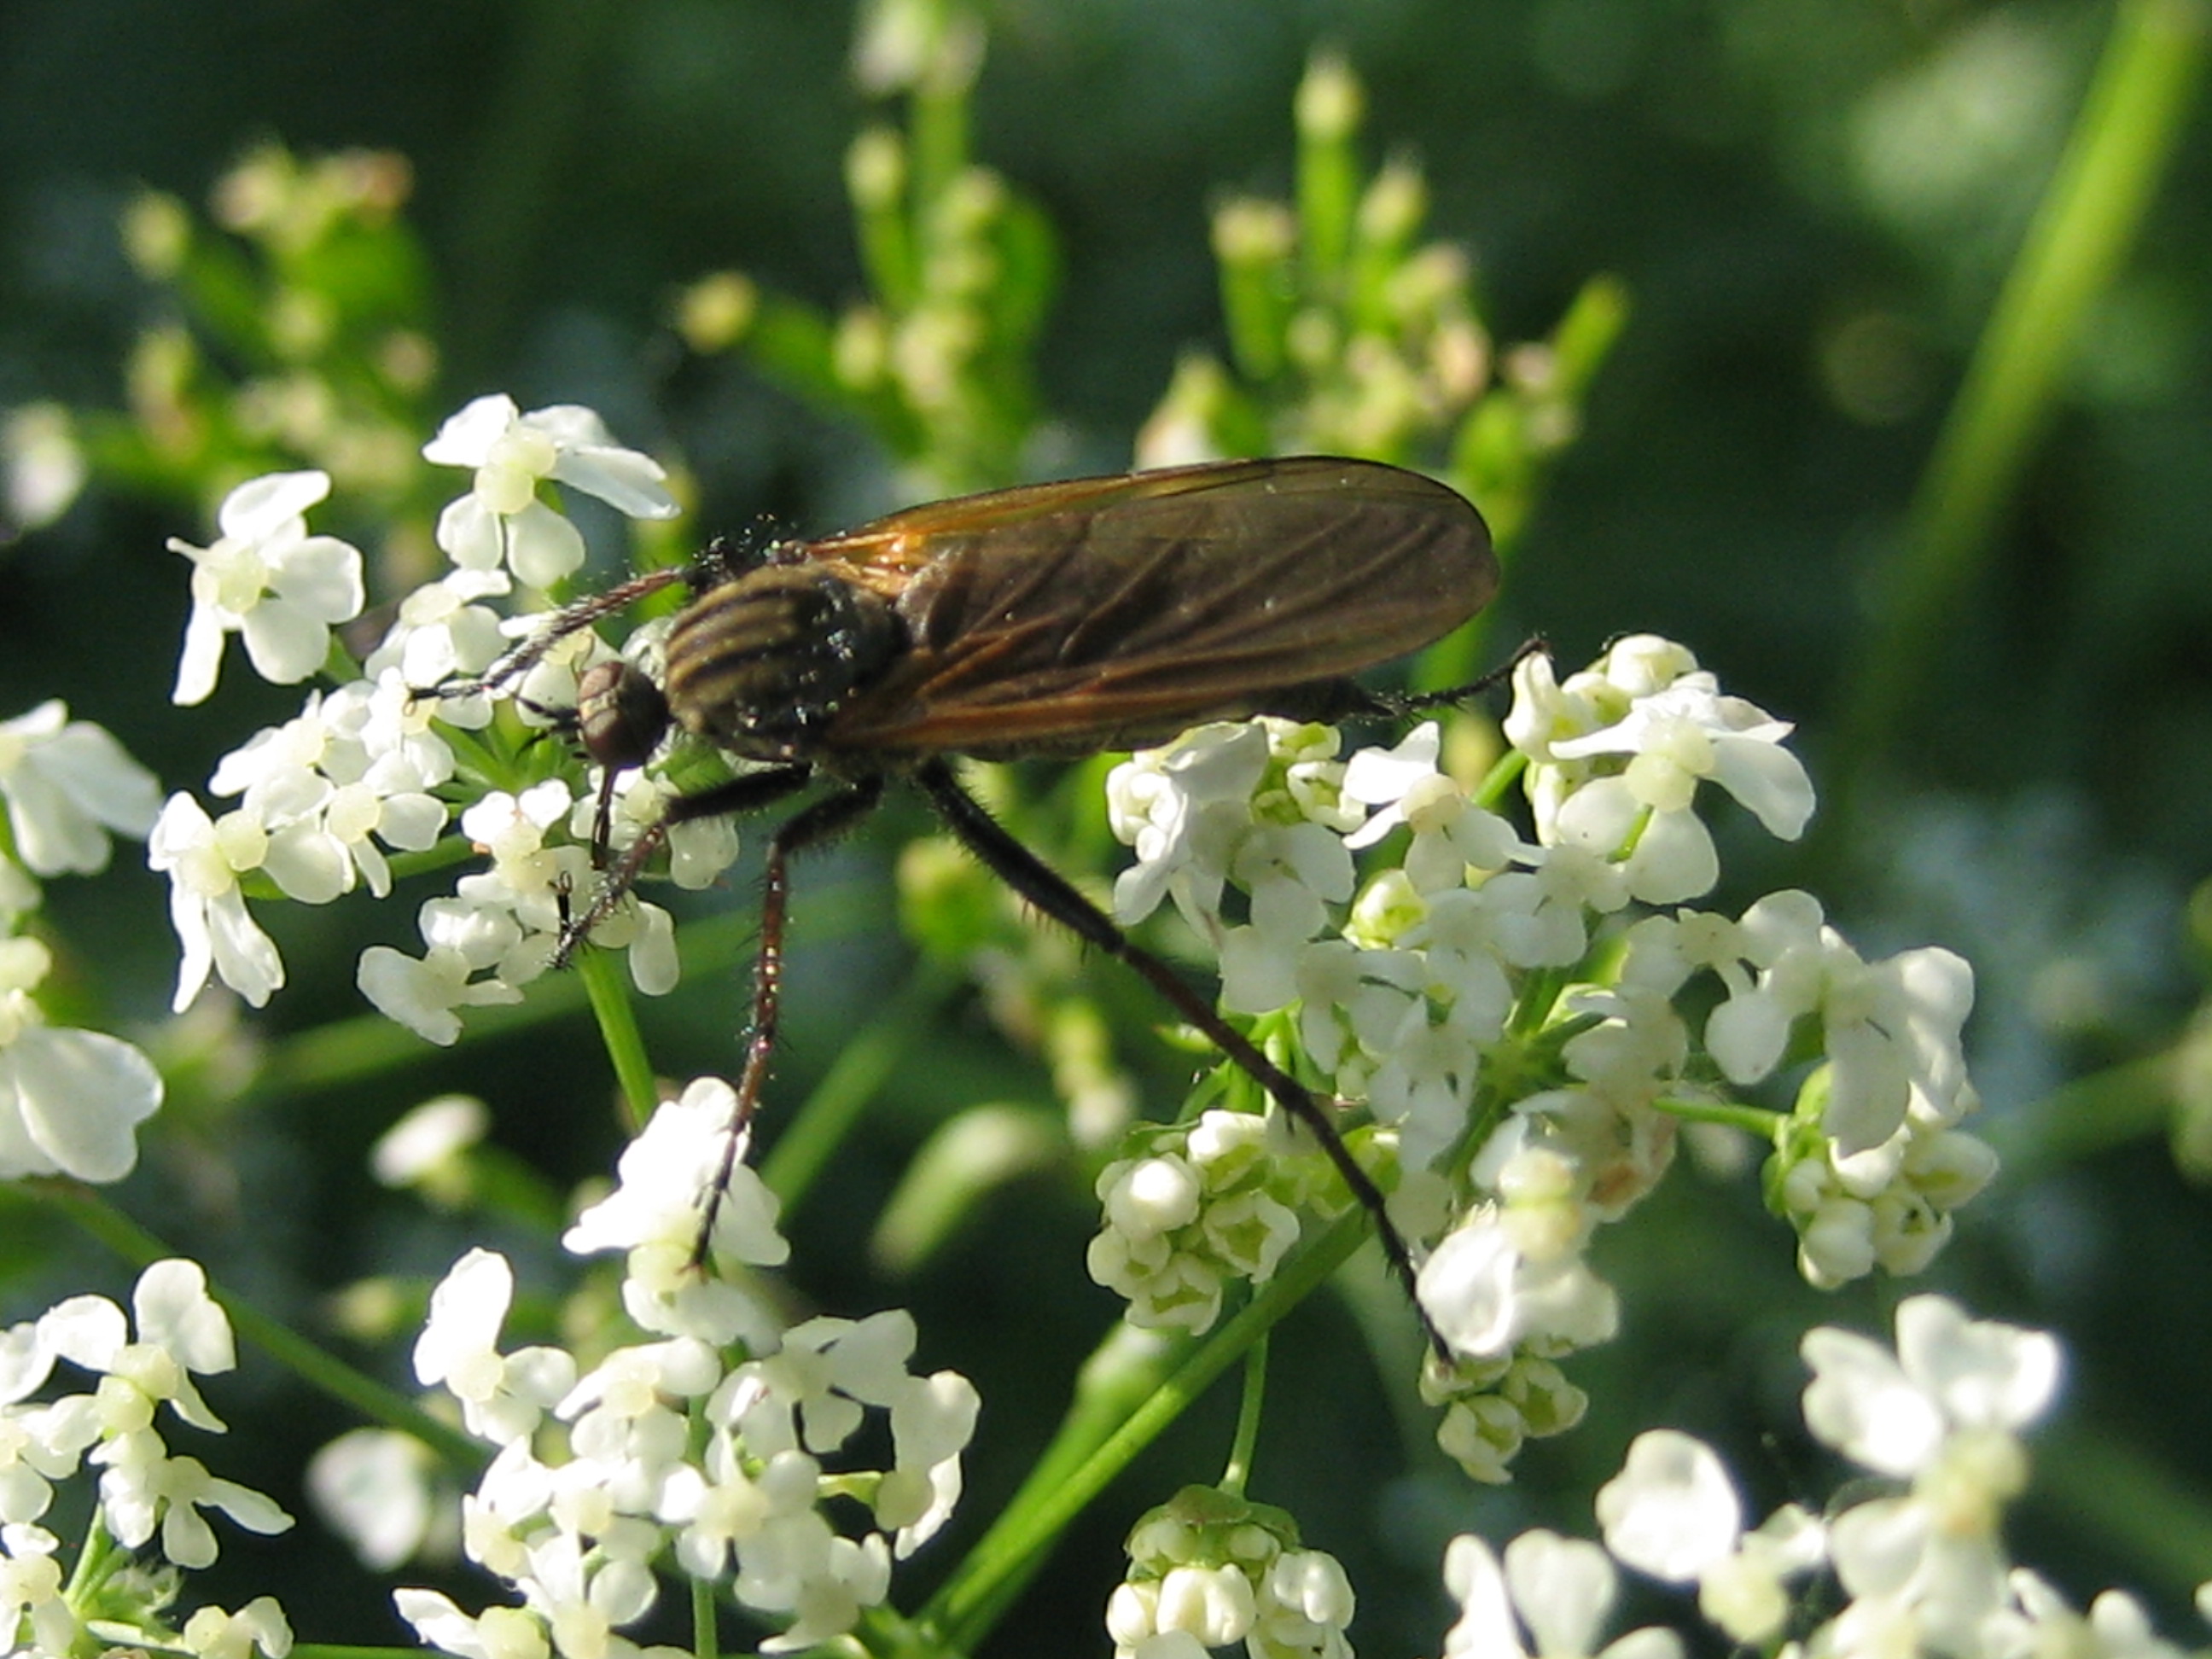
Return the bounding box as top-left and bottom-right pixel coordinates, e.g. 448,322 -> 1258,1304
556,763 -> 815,965
694,775 -> 888,1259
425,565 -> 691,702
911,758 -> 1441,1352
1371,635 -> 1549,714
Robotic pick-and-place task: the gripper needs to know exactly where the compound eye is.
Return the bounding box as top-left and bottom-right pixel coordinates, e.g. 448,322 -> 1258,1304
576,660 -> 672,772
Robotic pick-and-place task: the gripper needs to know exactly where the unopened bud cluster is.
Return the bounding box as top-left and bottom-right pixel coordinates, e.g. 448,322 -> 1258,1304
1108,1486 -> 1355,1659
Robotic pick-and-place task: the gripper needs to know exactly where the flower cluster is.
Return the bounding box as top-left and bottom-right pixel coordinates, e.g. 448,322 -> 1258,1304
1095,638 -> 1996,1480
0,701 -> 166,1184
144,400 -> 744,1043
394,1077 -> 981,1658
1435,1296 -> 2158,1659
1107,1486 -> 1355,1659
0,1260 -> 294,1657
1086,1109 -> 1342,1336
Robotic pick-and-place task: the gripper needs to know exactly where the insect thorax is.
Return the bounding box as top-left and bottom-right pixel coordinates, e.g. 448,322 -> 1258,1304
662,564 -> 905,760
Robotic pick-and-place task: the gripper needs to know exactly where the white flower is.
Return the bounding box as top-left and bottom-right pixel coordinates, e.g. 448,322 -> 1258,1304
423,395 -> 678,588
358,896 -> 531,1045
0,855 -> 34,928
414,1250 -> 579,1446
1596,1430 -> 1824,1644
364,568 -> 513,695
1087,1111 -> 1322,1336
0,935 -> 162,1183
1440,1530 -> 1682,1659
43,1260 -> 235,1435
1800,1298 -> 2059,1656
169,470 -> 366,705
879,1368 -> 980,1556
306,1427 -> 439,1570
1258,1549 -> 1357,1656
181,1596 -> 294,1659
754,1527 -> 891,1652
147,793 -> 285,1011
0,702 -> 161,876
1598,1431 -> 1743,1580
2,402 -> 85,531
0,1522 -> 72,1655
557,1337 -> 722,1517
1415,1202 -> 1617,1363
1987,1573 -> 2191,1659
563,1079 -> 790,1346
585,772 -> 742,890
1802,1295 -> 2059,1480
1510,644 -> 1813,905
1107,721 -> 1272,928
96,1442 -> 294,1570
372,1093 -> 490,1188
730,1311 -> 922,1461
1155,1562 -> 1259,1646
395,1589 -> 550,1659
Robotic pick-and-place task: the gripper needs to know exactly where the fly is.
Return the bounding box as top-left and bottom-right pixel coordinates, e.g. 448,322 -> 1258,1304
456,456 -> 1499,1340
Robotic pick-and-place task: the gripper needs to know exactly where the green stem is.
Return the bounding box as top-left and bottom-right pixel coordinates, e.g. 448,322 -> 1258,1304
1819,0 -> 2209,854
920,1212 -> 1370,1652
61,1505 -> 120,1605
1983,1050 -> 2176,1181
577,946 -> 658,1133
1652,1096 -> 1786,1138
34,1182 -> 486,1473
1219,1336 -> 1269,1498
692,1572 -> 719,1659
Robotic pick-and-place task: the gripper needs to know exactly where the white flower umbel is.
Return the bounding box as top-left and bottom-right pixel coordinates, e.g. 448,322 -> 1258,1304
401,1096 -> 980,1659
1091,638 -> 1988,1485
356,771 -> 691,1046
148,402 -> 733,1045
168,469 -> 365,706
1107,1487 -> 1355,1659
0,702 -> 161,877
0,935 -> 162,1182
20,1260 -> 295,1591
207,679 -> 452,901
422,395 -> 679,588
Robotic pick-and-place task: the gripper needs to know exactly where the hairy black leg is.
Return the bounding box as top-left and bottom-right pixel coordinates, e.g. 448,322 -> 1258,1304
427,566 -> 690,703
912,757 -> 1444,1353
555,764 -> 814,965
1379,634 -> 1548,714
695,775 -> 887,1257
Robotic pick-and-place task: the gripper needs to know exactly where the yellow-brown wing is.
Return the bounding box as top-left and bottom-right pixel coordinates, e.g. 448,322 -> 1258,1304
812,456 -> 1496,757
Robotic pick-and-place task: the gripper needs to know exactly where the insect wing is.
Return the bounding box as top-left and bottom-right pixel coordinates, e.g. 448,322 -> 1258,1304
817,457 -> 1497,755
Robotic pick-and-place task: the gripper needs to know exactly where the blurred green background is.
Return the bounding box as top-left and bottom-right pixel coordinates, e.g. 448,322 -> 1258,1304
3,1 -> 2210,1654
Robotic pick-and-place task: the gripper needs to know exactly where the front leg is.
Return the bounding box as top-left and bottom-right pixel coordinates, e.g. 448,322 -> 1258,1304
556,762 -> 815,965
